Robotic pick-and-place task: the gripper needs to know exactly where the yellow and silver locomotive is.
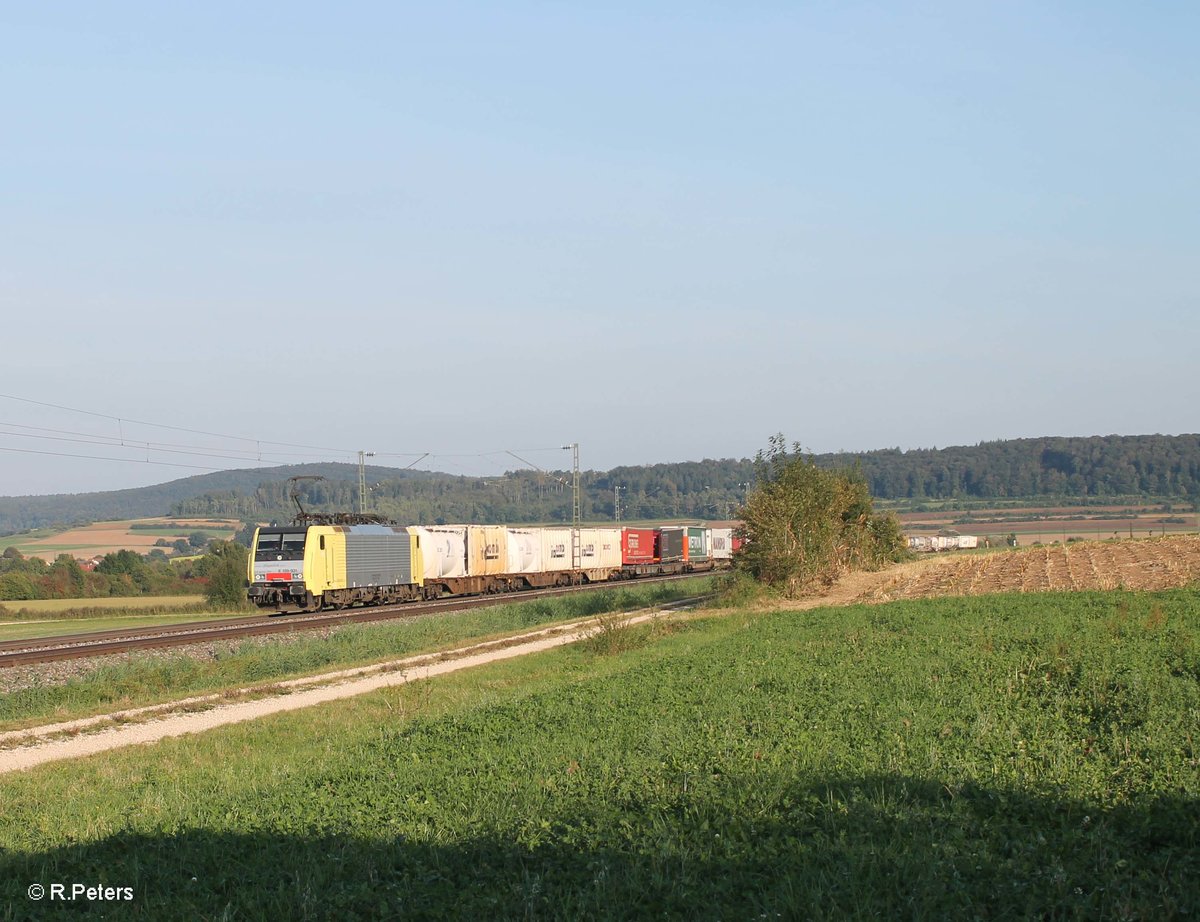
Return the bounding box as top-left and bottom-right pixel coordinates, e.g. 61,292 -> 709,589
247,524 -> 426,612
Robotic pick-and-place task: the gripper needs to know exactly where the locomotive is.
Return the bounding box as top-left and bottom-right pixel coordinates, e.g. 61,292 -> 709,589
246,521 -> 737,613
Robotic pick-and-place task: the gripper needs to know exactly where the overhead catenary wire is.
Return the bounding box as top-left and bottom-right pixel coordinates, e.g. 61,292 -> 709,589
0,392 -> 361,455
0,420 -> 361,460
0,444 -> 225,471
0,390 -> 574,484
0,426 -> 359,466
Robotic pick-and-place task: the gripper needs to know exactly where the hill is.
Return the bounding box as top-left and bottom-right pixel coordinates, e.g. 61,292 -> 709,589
2,434 -> 1198,534
0,464 -> 438,535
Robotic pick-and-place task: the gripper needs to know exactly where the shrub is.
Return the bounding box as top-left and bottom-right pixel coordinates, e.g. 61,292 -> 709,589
736,435 -> 907,597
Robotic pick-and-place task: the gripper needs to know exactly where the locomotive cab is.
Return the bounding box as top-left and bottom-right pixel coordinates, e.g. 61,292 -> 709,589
247,526 -> 318,611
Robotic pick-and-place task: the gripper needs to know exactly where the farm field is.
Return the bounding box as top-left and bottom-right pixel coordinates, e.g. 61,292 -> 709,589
860,535 -> 1200,602
0,594 -> 207,615
0,596 -> 216,642
0,611 -> 239,644
3,518 -> 239,562
0,585 -> 1196,918
898,504 -> 1198,547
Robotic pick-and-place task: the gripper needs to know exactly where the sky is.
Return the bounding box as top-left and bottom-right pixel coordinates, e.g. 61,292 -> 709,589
1,1 -> 1197,496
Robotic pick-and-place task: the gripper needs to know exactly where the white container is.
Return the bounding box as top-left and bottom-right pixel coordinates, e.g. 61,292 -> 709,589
540,528 -> 573,571
506,528 -> 543,574
709,527 -> 734,559
411,526 -> 468,579
578,527 -> 622,569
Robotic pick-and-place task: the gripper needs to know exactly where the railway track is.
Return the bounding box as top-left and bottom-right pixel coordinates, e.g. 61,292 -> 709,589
0,574 -> 706,668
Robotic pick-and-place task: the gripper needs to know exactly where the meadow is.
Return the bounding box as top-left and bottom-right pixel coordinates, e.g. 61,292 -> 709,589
0,586 -> 1196,919
0,595 -> 208,616
0,596 -> 219,643
0,611 -> 236,644
0,579 -> 714,730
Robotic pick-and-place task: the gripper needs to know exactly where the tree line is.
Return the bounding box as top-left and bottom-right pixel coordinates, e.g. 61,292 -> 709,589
3,434 -> 1197,538
171,434 -> 1200,526
0,543 -> 245,604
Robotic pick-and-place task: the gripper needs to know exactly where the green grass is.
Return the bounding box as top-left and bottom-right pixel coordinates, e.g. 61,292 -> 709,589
0,578 -> 714,731
0,542 -> 101,553
0,611 -> 242,643
0,586 -> 1196,919
0,530 -> 59,550
0,595 -> 206,615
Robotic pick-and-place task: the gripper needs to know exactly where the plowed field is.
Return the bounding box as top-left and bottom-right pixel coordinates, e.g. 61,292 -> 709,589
857,534 -> 1200,603
12,518 -> 238,562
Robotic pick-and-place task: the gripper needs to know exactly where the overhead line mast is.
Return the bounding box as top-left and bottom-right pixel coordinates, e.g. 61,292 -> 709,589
358,450 -> 375,514
563,442 -> 580,575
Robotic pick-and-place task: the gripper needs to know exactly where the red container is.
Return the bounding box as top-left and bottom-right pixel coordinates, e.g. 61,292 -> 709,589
621,528 -> 659,565
731,536 -> 747,553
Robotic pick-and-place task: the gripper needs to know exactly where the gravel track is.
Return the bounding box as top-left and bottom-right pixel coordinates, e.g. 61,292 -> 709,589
0,609 -> 673,774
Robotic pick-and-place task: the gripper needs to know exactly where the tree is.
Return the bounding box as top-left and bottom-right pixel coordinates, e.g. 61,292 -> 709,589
735,435 -> 906,597
95,549 -> 152,593
188,531 -> 211,550
233,521 -> 258,548
48,554 -> 87,596
0,572 -> 38,601
201,540 -> 249,608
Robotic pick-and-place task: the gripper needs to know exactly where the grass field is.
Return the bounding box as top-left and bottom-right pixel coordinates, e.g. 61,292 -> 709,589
0,612 -> 240,644
0,596 -> 218,637
0,579 -> 715,731
0,586 -> 1196,918
0,530 -> 57,551
0,595 -> 206,615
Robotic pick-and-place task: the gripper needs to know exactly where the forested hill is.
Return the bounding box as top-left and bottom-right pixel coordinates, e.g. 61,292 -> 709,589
0,464 -> 438,534
838,433 -> 1200,502
1,434 -> 1197,534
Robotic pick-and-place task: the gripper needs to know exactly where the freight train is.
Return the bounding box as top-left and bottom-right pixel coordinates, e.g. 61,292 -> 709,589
247,523 -> 740,612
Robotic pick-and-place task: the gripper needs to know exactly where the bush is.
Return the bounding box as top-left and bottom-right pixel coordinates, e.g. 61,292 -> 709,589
736,435 -> 907,597
202,541 -> 250,607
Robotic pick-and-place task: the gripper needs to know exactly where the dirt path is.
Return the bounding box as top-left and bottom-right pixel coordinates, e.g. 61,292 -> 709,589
5,536 -> 1197,774
0,610 -> 663,775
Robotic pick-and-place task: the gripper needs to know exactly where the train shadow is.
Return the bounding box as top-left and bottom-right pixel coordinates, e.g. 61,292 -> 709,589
1,773 -> 1196,920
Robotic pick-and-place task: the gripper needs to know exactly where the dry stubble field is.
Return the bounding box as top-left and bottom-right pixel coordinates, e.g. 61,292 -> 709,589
858,534 -> 1200,602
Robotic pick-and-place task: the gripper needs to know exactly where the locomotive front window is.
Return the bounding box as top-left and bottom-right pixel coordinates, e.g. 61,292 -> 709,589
281,533 -> 307,557
255,531 -> 307,561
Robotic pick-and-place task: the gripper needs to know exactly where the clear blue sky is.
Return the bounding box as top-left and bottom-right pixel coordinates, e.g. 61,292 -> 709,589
1,1 -> 1196,495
